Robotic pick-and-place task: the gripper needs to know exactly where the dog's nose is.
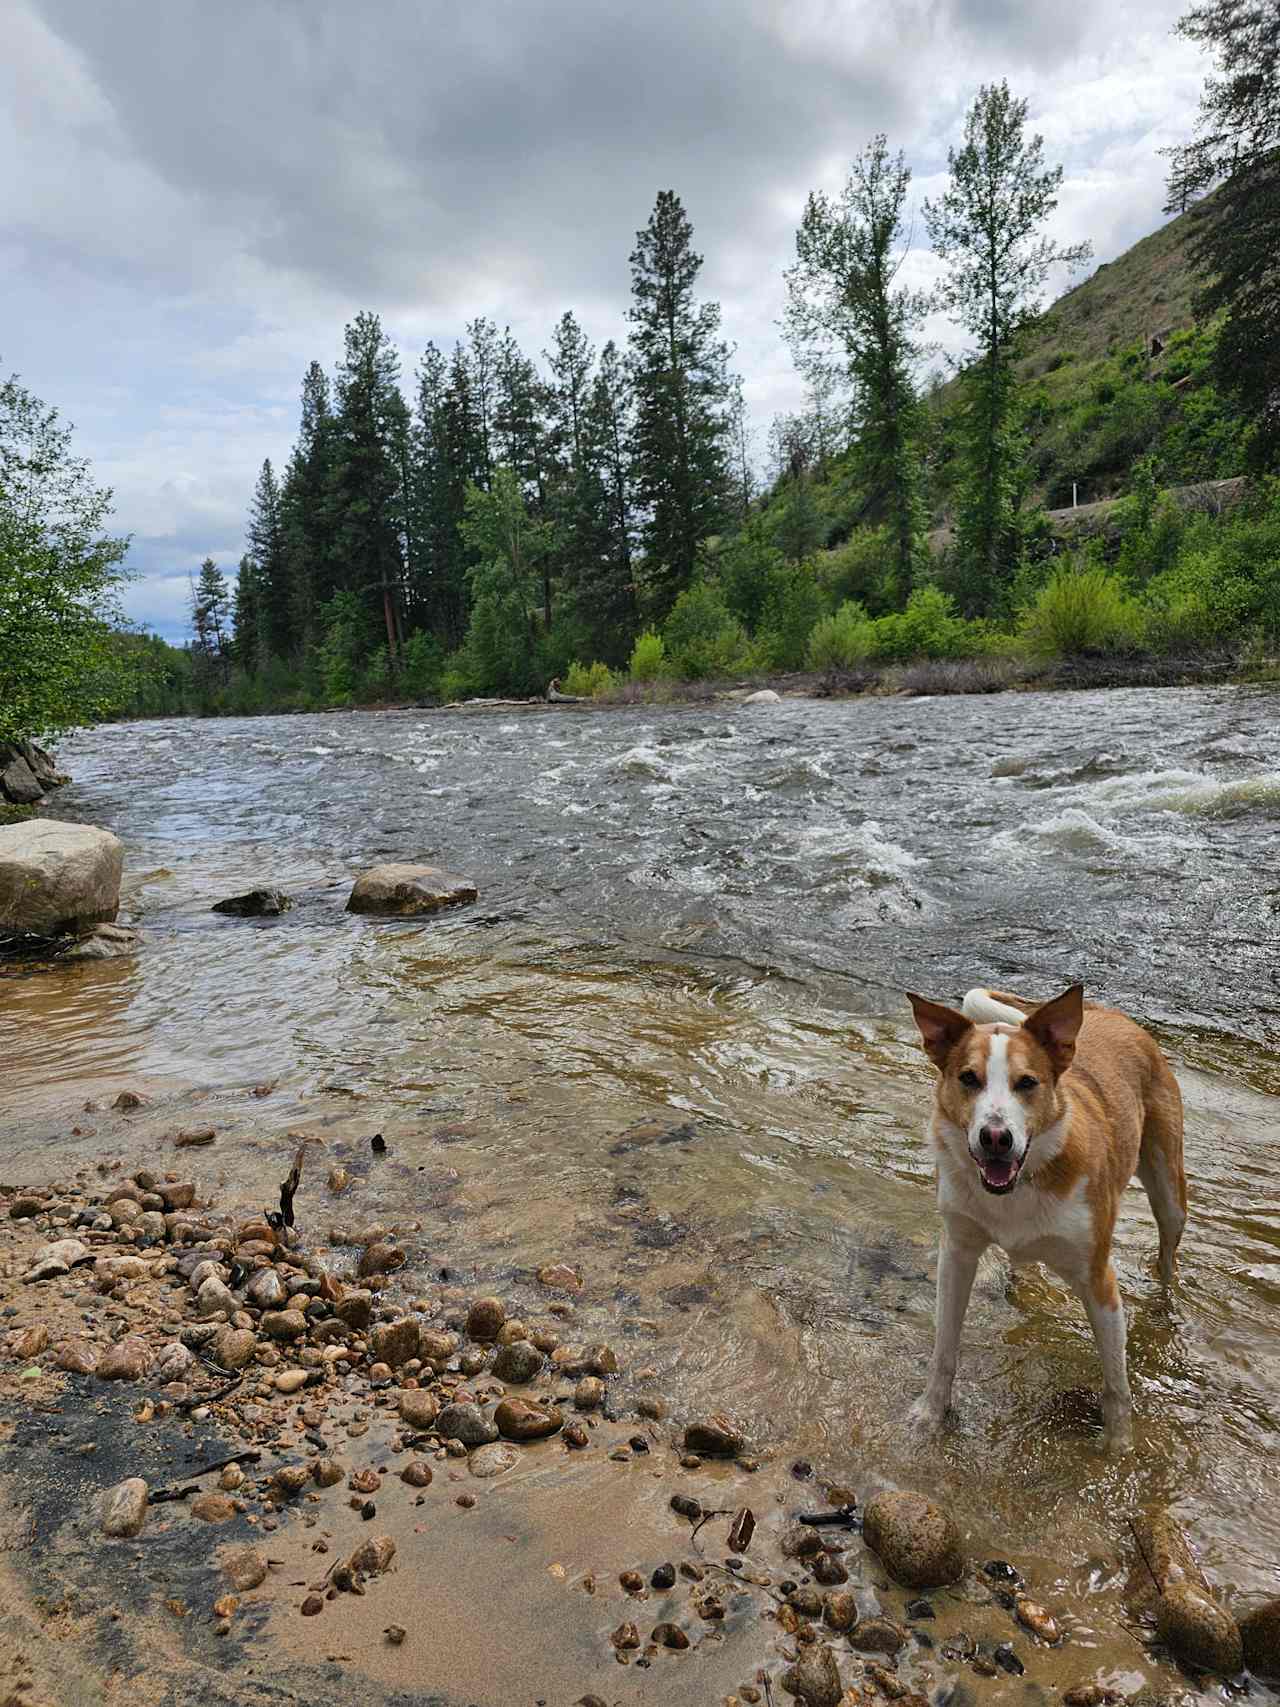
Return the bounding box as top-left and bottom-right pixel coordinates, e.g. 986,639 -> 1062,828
978,1123 -> 1013,1154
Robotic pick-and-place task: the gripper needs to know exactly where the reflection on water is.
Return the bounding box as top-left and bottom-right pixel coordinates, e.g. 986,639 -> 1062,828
3,684 -> 1280,1689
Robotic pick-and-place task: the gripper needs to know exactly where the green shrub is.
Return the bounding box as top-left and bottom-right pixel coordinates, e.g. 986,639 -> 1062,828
755,564 -> 826,670
1018,563 -> 1144,657
807,601 -> 876,671
628,629 -> 668,681
870,586 -> 981,661
662,584 -> 753,679
401,630 -> 445,698
821,526 -> 901,615
563,659 -> 618,698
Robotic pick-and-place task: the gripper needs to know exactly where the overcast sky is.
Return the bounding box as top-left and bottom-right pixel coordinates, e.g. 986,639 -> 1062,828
5,0 -> 1205,641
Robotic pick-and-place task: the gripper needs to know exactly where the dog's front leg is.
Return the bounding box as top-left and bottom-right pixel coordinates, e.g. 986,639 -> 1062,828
910,1224 -> 987,1435
1081,1273 -> 1133,1452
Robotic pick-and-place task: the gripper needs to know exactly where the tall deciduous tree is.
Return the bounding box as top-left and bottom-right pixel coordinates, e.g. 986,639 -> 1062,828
1166,1 -> 1280,468
0,372 -> 134,742
925,84 -> 1090,612
786,136 -> 928,601
627,190 -> 731,611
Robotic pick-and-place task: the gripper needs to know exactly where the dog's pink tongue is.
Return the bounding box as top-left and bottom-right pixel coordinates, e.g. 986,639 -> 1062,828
981,1157 -> 1016,1188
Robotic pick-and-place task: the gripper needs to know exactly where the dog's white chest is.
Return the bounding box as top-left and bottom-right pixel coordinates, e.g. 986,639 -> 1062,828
936,1142 -> 1094,1282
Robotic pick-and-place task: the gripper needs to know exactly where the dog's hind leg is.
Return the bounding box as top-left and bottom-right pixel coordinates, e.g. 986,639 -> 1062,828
1137,1072 -> 1187,1287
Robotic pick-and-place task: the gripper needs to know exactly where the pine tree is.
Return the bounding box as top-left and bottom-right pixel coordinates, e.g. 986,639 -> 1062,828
190,557 -> 231,686
786,136 -> 929,598
329,311 -> 405,663
466,318 -> 500,486
1166,1 -> 1280,468
247,458 -> 289,661
231,553 -> 262,670
495,327 -> 549,514
580,339 -> 637,651
925,84 -> 1091,613
279,360 -> 336,648
726,378 -> 754,521
626,190 -> 731,612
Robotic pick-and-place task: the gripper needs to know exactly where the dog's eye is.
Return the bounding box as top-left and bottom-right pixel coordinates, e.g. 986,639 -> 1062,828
958,1069 -> 981,1090
1014,1074 -> 1038,1093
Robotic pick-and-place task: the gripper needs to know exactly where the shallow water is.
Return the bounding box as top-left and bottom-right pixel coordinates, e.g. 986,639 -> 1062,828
5,684 -> 1280,1695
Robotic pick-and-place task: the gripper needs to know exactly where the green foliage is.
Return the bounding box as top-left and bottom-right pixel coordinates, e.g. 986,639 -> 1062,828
1018,562 -> 1144,656
0,372 -> 137,743
316,590 -> 366,703
807,601 -> 876,670
661,582 -> 753,679
401,630 -> 445,698
628,628 -> 668,681
563,659 -> 618,698
754,562 -> 826,670
820,526 -> 902,615
869,586 -> 983,660
771,478 -> 827,562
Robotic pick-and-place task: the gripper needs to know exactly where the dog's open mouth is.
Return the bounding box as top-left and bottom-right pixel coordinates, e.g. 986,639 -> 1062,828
976,1153 -> 1024,1194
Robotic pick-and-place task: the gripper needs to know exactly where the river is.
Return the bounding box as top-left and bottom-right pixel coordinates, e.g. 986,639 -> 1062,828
4,683 -> 1280,1698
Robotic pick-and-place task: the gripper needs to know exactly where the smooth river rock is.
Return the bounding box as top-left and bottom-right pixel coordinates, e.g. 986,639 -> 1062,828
397,1389 -> 440,1431
492,1340 -> 543,1384
100,1478 -> 149,1538
370,1318 -> 420,1368
862,1490 -> 965,1589
468,1442 -> 521,1478
95,1336 -> 151,1381
682,1414 -> 744,1457
743,688 -> 782,705
211,888 -> 292,916
346,864 -> 478,917
1155,1583 -> 1243,1674
60,923 -> 141,961
0,819 -> 124,934
436,1402 -> 498,1446
780,1640 -> 844,1706
1239,1598 -> 1280,1679
495,1397 -> 562,1441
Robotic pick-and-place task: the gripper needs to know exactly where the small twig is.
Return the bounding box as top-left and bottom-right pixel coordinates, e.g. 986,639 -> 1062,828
181,1448 -> 262,1476
690,1507 -> 732,1553
178,1371 -> 243,1412
280,1144 -> 305,1228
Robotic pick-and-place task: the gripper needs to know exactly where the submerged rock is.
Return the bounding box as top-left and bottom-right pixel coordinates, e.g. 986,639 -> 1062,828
211,888 -> 292,917
466,1297 -> 506,1341
370,1318 -> 419,1367
1239,1599 -> 1280,1679
436,1402 -> 499,1447
862,1490 -> 964,1589
469,1442 -> 520,1478
1156,1583 -> 1242,1674
495,1397 -> 562,1441
682,1414 -> 744,1457
492,1341 -> 543,1384
60,923 -> 141,960
397,1389 -> 440,1431
346,864 -> 477,917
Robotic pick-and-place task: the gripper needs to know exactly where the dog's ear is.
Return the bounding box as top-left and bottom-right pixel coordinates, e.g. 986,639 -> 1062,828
1024,983 -> 1084,1075
907,992 -> 973,1070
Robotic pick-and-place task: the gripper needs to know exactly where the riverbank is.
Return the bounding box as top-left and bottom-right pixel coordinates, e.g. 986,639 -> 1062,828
1,1076 -> 1268,1707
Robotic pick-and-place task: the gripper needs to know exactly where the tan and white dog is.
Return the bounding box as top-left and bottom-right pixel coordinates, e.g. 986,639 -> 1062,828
906,982 -> 1186,1450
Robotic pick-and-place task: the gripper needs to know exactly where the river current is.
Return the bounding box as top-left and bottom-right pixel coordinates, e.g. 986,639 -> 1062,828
5,683 -> 1280,1694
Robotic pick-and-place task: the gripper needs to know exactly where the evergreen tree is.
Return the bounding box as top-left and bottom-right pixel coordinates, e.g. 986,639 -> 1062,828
580,339 -> 637,652
231,553 -> 262,669
727,379 -> 754,520
626,190 -> 732,612
495,327 -> 549,513
190,557 -> 231,686
247,458 -> 289,661
466,317 -> 500,486
329,311 -> 405,662
1166,1 -> 1280,468
786,136 -> 929,599
279,360 -> 336,648
925,84 -> 1090,613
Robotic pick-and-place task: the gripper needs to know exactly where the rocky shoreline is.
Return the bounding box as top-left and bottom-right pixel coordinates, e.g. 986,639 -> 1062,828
3,1134 -> 1276,1707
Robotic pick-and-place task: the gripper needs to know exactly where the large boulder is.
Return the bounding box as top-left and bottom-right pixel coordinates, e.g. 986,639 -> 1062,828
346,864 -> 477,917
0,820 -> 123,934
0,753 -> 44,804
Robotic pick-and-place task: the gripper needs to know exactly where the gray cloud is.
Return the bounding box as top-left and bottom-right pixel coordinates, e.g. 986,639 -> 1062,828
7,0 -> 1203,639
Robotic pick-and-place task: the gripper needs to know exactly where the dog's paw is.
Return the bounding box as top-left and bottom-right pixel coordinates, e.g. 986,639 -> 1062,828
907,1396 -> 947,1439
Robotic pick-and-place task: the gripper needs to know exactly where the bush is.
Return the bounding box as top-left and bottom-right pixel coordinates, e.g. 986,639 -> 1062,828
401,630 -> 445,699
1018,563 -> 1144,657
563,659 -> 617,698
662,583 -> 753,679
870,586 -> 982,661
807,601 -> 876,671
628,629 -> 668,681
821,526 -> 901,615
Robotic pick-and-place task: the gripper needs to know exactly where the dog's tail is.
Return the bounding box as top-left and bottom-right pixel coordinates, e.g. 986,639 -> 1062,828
961,987 -> 1033,1026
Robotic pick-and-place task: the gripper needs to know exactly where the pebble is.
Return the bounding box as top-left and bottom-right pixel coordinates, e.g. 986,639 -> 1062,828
496,1320 -> 527,1345
636,1396 -> 666,1420
563,1420 -> 590,1448
494,1397 -> 562,1441
246,1270 -> 288,1309
358,1243 -> 406,1278
400,1461 -> 433,1487
384,1624 -> 407,1645
349,1535 -> 396,1576
466,1297 -> 506,1341
586,1343 -> 619,1375
492,1340 -> 543,1384
574,1377 -> 606,1411
620,1571 -> 645,1595
219,1465 -> 244,1491
651,1563 -> 676,1590
14,1324 -> 49,1359
196,1276 -> 237,1317
780,1641 -> 843,1706
812,1553 -> 849,1586
670,1494 -> 702,1521
849,1618 -> 908,1656
212,1327 -> 258,1371
275,1370 -> 308,1394
469,1442 -> 520,1478
611,1621 -> 641,1650
418,1329 -> 460,1364
312,1459 -> 345,1487
1155,1583 -> 1242,1674
335,1290 -> 373,1330
100,1477 -> 149,1538
683,1414 -> 744,1457
537,1263 -> 582,1291
189,1494 -> 236,1523
370,1317 -> 420,1368
824,1591 -> 859,1633
222,1547 -> 269,1591
781,1525 -> 823,1559
436,1401 -> 498,1446
862,1490 -> 965,1589
260,1309 -> 307,1341
8,1195 -> 44,1219
96,1335 -> 151,1381
300,1594 -> 324,1616
651,1622 -> 690,1651
1015,1596 -> 1061,1642
155,1342 -> 195,1381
